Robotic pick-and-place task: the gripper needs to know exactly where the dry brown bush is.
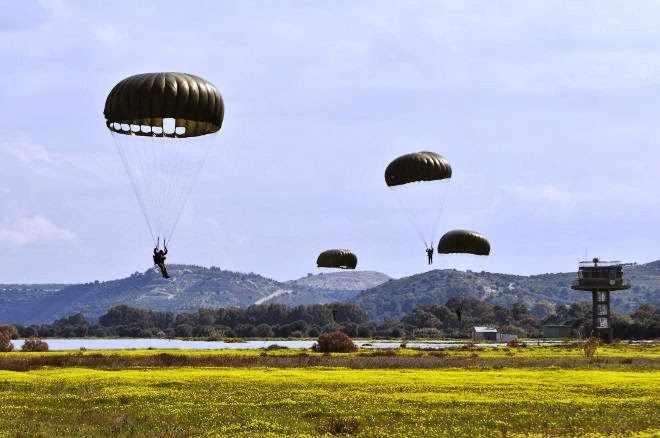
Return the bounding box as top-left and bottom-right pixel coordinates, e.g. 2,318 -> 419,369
317,415 -> 361,436
21,338 -> 49,352
583,337 -> 599,358
0,325 -> 15,352
314,331 -> 358,353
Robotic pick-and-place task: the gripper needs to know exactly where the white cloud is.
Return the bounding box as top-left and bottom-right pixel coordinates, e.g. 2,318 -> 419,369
0,215 -> 75,245
1,142 -> 53,164
0,140 -> 122,184
505,184 -> 576,206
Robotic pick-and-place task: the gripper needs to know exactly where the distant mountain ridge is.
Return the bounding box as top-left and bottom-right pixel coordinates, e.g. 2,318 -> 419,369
0,266 -> 390,324
352,261 -> 660,320
0,261 -> 657,325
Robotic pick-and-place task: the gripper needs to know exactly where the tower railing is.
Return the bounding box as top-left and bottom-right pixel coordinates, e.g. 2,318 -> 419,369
571,278 -> 631,288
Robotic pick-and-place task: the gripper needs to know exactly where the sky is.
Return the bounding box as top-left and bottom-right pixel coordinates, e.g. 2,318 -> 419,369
0,0 -> 659,284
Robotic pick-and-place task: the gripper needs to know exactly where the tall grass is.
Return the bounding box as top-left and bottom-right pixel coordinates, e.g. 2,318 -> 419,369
0,344 -> 657,371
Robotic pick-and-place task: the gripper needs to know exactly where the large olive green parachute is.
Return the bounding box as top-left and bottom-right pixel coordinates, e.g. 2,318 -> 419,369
104,72 -> 224,138
317,249 -> 358,269
384,151 -> 452,249
104,72 -> 223,246
437,229 -> 490,256
384,151 -> 452,187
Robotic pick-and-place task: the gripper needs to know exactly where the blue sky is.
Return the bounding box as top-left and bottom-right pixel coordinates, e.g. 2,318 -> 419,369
1,1 -> 658,283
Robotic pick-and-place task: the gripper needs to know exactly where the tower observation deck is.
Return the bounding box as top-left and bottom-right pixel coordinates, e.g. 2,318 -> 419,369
571,258 -> 631,342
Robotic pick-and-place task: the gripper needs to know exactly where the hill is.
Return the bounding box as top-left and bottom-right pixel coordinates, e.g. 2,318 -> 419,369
0,261 -> 657,325
351,261 -> 660,320
263,271 -> 392,306
0,267 -> 390,325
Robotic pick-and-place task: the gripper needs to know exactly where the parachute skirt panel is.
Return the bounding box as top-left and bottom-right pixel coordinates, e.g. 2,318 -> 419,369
317,249 -> 358,270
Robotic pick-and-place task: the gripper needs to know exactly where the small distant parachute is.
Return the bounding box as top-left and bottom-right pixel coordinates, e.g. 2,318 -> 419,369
104,72 -> 224,246
455,306 -> 463,322
317,249 -> 358,270
385,151 -> 452,249
437,229 -> 490,256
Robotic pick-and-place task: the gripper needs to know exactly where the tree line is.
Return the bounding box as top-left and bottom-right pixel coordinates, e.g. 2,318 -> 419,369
6,300 -> 659,340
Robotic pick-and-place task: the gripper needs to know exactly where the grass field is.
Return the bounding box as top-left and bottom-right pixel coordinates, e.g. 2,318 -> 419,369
0,344 -> 658,437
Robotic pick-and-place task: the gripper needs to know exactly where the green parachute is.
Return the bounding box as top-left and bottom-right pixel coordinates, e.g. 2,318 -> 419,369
317,249 -> 358,270
437,229 -> 490,256
385,151 -> 452,250
104,72 -> 224,246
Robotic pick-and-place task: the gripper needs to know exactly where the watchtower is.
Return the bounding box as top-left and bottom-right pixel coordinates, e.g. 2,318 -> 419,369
571,258 -> 631,342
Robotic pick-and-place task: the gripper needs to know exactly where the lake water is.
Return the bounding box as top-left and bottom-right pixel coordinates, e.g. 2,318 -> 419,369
10,338 -> 558,351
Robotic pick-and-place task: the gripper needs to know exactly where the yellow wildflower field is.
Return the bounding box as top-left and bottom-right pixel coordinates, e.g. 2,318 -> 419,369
0,363 -> 657,437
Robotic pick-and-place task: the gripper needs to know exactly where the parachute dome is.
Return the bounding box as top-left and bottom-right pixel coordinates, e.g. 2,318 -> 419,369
438,229 -> 490,256
104,72 -> 224,138
384,151 -> 452,187
317,249 -> 358,269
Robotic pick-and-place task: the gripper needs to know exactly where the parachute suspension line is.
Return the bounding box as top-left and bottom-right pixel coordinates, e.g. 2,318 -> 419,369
426,178 -> 451,249
167,136 -> 191,228
149,133 -> 192,245
111,131 -> 157,245
133,130 -> 159,244
163,135 -> 188,244
152,132 -> 169,245
389,178 -> 450,250
140,132 -> 159,243
166,133 -> 216,244
135,131 -> 161,245
156,134 -> 176,244
390,185 -> 429,248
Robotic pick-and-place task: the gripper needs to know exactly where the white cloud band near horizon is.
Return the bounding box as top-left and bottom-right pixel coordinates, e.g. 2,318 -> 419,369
0,215 -> 75,246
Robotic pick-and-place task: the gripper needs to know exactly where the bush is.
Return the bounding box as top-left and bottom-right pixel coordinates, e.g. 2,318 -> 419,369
315,331 -> 357,353
506,339 -> 526,348
317,415 -> 361,436
21,338 -> 49,352
0,325 -> 15,352
583,337 -> 599,358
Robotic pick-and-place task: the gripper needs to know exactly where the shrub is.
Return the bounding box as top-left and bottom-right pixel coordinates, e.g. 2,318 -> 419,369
315,331 -> 358,353
21,338 -> 49,352
583,337 -> 599,358
206,328 -> 225,342
0,325 -> 15,352
317,415 -> 361,436
506,339 -> 526,348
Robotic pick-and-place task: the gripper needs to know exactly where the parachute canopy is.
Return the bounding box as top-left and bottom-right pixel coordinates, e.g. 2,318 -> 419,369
384,151 -> 452,187
385,151 -> 452,248
104,72 -> 223,246
437,229 -> 490,256
104,72 -> 224,138
317,249 -> 358,269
